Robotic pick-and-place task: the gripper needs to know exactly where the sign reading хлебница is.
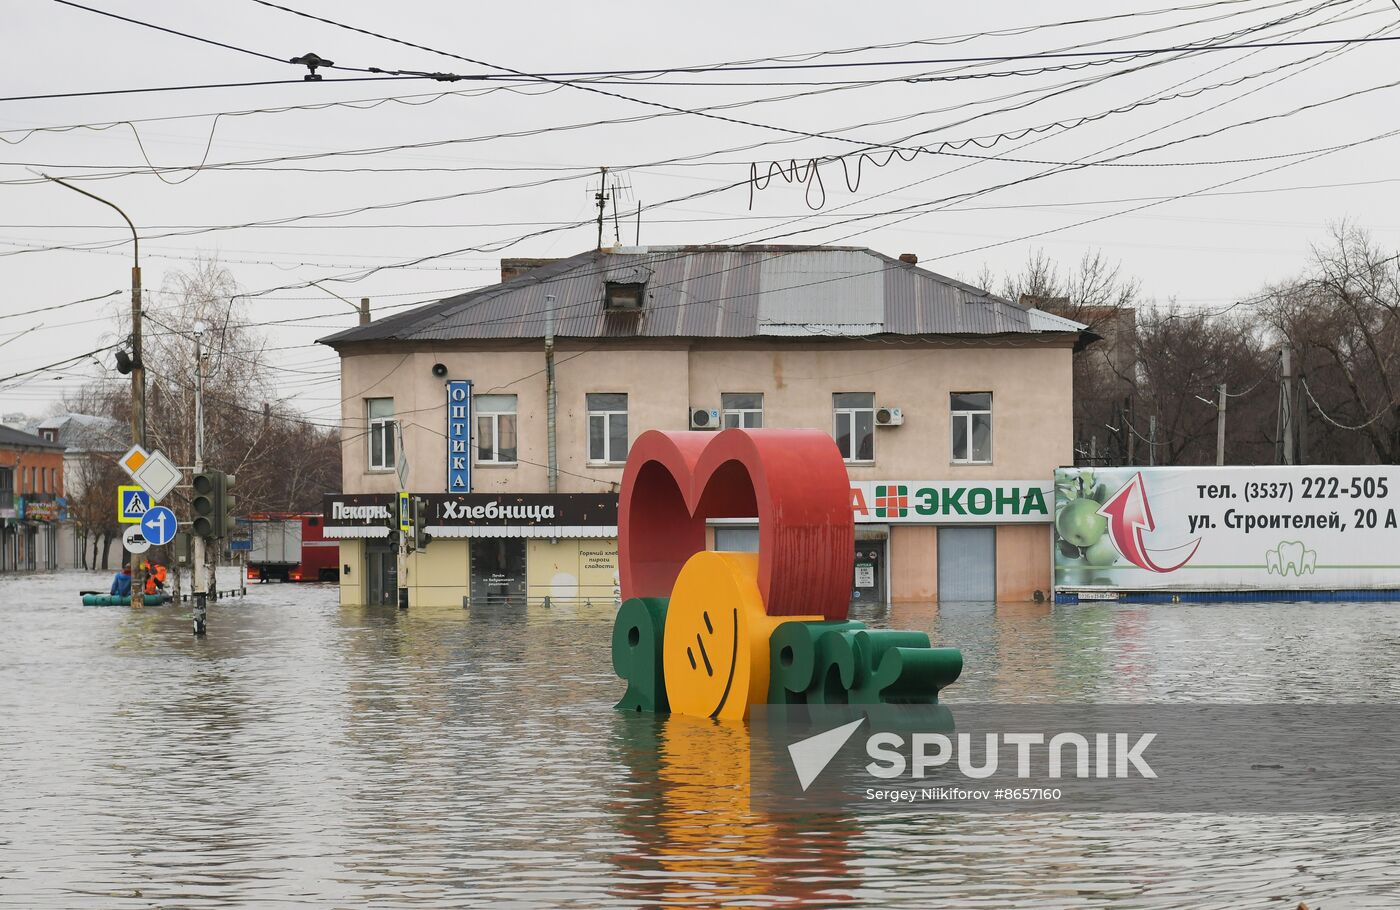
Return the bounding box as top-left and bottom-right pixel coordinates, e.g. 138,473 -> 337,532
321,492 -> 617,532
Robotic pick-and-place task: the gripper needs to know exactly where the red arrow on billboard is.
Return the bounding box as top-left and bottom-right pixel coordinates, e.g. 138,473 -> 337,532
1099,472 -> 1201,573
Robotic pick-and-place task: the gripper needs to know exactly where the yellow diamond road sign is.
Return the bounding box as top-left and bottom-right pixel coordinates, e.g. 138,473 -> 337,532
119,444 -> 148,478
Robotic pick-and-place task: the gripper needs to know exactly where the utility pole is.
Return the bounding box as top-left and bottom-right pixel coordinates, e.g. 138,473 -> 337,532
594,166 -> 609,250
1280,347 -> 1295,465
1297,362 -> 1308,465
359,297 -> 370,326
1148,414 -> 1157,466
1216,383 -> 1227,466
41,175 -> 146,608
545,293 -> 558,494
192,328 -> 207,636
395,423 -> 409,611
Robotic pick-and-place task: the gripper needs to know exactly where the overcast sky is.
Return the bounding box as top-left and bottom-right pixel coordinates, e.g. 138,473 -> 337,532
2,0 -> 1397,421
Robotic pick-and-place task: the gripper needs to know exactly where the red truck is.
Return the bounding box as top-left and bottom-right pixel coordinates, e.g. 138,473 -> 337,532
243,513 -> 339,582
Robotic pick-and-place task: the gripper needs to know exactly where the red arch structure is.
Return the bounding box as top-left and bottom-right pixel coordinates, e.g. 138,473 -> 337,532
618,429 -> 854,621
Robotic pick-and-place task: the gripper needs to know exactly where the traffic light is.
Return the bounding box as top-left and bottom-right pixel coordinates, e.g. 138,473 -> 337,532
215,472 -> 237,537
412,496 -> 432,551
192,470 -> 237,539
192,470 -> 217,538
384,495 -> 401,544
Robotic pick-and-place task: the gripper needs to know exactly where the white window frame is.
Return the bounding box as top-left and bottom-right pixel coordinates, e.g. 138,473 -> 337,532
721,392 -> 764,429
367,398 -> 397,472
587,393 -> 629,465
475,394 -> 518,465
951,392 -> 993,464
833,393 -> 876,463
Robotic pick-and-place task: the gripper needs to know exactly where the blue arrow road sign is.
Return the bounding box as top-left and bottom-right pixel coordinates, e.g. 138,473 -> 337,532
141,505 -> 177,546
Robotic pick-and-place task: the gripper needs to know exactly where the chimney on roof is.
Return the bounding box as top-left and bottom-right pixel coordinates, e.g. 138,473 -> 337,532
899,253 -> 918,265
500,257 -> 561,283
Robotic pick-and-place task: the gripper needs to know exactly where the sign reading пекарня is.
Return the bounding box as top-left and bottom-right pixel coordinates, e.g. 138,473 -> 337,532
1054,465 -> 1400,591
850,481 -> 1053,524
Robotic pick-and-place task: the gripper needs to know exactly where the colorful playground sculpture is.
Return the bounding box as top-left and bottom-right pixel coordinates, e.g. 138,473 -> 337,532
611,428 -> 963,719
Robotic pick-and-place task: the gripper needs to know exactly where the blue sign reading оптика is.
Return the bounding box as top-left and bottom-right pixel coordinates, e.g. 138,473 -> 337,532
447,379 -> 471,493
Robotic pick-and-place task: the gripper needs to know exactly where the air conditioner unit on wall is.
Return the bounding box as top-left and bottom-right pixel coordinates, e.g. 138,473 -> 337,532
690,407 -> 720,430
875,406 -> 904,426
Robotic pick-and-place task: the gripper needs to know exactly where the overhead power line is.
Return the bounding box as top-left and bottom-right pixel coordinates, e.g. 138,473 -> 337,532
0,75 -> 428,104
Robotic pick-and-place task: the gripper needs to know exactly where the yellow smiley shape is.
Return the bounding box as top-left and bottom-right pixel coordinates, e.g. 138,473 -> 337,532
662,551 -> 822,720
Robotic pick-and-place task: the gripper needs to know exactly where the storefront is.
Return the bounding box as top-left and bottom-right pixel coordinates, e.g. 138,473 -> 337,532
851,480 -> 1055,604
3,496 -> 62,572
323,492 -> 619,608
704,480 -> 1054,605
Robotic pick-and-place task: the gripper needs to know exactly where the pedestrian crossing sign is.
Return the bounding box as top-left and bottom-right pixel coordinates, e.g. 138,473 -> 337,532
118,484 -> 151,524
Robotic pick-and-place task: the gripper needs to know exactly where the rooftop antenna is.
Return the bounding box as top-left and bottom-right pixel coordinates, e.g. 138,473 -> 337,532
609,174 -> 633,247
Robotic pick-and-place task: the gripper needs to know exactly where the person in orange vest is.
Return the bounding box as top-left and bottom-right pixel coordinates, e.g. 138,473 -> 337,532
142,560 -> 168,596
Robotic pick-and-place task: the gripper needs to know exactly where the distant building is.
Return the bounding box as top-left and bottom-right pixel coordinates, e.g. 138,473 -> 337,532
0,424 -> 66,572
319,245 -> 1087,607
34,414 -> 126,568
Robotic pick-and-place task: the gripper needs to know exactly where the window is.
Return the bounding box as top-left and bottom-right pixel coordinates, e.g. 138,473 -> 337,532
604,281 -> 645,311
587,393 -> 628,464
833,393 -> 875,462
367,397 -> 397,471
475,394 -> 518,464
951,392 -> 992,463
721,392 -> 764,429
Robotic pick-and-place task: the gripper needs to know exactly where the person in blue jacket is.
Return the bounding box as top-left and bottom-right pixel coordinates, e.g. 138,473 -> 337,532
109,564 -> 132,597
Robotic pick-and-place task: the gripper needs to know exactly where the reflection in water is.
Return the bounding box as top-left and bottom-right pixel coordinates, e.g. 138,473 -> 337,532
2,571 -> 1400,908
611,712 -> 858,908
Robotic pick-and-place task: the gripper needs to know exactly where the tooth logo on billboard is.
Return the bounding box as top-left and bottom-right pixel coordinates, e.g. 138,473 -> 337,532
1098,472 -> 1201,573
1265,541 -> 1317,576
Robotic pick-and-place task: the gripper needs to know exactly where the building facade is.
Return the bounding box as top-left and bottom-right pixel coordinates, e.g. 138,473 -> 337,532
319,245 -> 1085,607
33,413 -> 124,569
0,425 -> 66,572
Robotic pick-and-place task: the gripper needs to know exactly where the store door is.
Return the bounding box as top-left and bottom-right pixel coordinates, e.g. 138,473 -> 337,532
470,538 -> 527,606
938,527 -> 996,602
365,543 -> 397,606
852,540 -> 885,605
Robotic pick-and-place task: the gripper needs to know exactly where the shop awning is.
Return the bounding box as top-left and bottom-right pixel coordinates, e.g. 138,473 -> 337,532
427,525 -> 617,539
323,526 -> 390,539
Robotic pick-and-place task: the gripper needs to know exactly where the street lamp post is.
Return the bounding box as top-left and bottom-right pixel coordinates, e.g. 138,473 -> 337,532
42,175 -> 146,609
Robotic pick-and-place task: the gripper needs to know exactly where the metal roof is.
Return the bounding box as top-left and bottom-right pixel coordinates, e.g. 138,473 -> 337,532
0,424 -> 64,451
318,245 -> 1085,346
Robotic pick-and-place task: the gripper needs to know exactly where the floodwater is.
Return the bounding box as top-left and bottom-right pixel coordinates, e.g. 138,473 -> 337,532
3,570 -> 1399,909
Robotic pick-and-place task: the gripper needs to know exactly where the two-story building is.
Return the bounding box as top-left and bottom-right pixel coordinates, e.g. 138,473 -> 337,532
0,424 -> 66,572
318,244 -> 1086,608
34,413 -> 124,569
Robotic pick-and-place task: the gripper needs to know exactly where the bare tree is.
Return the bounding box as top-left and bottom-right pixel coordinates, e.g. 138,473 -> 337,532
990,250 -> 1142,464
1261,224 -> 1400,464
69,259 -> 342,551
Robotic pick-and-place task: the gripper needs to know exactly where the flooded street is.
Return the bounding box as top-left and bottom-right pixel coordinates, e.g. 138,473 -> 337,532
3,570 -> 1399,908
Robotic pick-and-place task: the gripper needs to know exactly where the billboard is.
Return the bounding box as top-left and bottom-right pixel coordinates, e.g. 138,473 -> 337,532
1053,466 -> 1400,591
